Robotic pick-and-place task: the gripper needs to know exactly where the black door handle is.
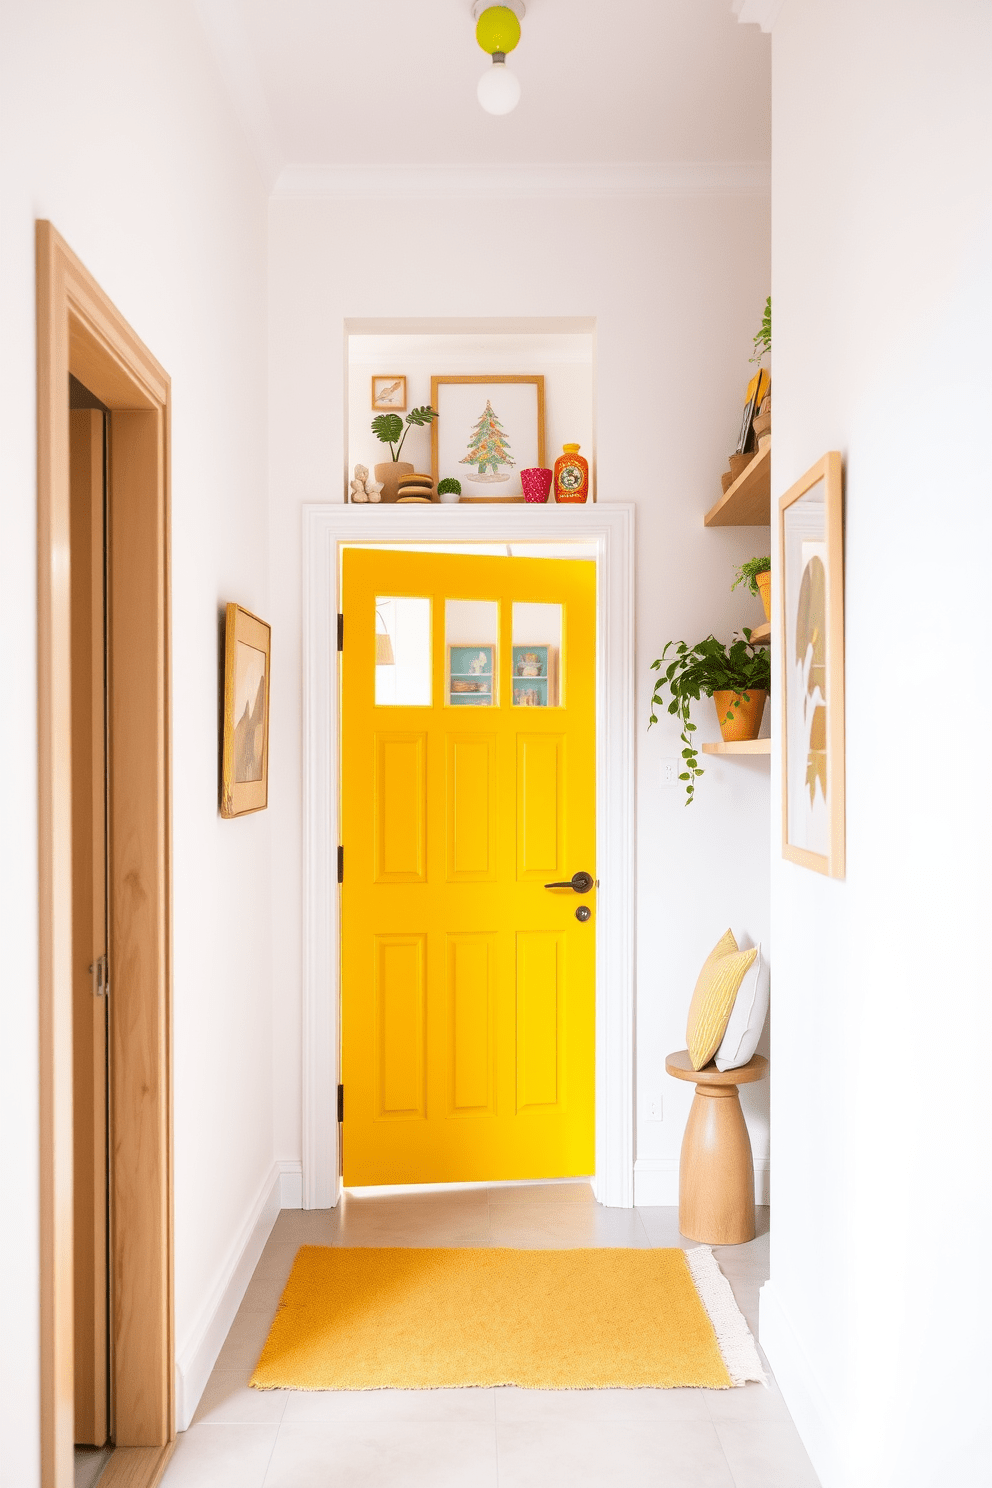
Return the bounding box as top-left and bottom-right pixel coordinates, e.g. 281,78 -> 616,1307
544,871 -> 594,894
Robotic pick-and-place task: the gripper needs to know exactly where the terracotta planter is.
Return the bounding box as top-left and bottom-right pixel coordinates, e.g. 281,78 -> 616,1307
713,688 -> 767,742
755,569 -> 771,621
374,461 -> 415,505
752,410 -> 772,452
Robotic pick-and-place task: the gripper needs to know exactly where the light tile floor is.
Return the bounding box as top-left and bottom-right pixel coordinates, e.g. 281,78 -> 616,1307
160,1184 -> 820,1488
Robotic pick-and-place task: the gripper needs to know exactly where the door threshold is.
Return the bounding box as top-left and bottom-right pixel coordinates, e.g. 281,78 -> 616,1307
344,1176 -> 594,1199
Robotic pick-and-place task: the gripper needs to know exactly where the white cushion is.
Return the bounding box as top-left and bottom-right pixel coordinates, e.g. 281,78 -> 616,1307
713,943 -> 769,1071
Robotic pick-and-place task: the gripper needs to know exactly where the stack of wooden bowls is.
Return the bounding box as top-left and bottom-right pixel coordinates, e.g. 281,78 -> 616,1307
396,473 -> 435,504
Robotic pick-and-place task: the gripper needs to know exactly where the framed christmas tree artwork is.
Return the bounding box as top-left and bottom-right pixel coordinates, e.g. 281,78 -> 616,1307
431,375 -> 545,501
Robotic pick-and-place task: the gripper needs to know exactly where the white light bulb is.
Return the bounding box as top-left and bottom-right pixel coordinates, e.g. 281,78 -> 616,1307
477,59 -> 521,115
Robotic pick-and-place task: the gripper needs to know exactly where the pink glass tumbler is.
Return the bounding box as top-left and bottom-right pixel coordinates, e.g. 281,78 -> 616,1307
520,467 -> 553,503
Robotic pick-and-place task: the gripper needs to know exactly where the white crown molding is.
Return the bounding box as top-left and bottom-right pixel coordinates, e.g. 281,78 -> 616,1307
193,0 -> 284,190
273,160 -> 770,202
731,0 -> 785,32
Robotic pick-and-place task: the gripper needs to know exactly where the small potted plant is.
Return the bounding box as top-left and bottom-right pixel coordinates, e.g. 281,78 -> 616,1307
732,554 -> 772,621
649,633 -> 771,803
371,405 -> 438,503
437,477 -> 462,504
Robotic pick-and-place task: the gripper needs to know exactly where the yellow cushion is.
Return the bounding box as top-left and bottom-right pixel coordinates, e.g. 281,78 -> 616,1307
686,931 -> 758,1070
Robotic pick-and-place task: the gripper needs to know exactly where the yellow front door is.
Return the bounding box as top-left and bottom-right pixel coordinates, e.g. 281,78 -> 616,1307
341,548 -> 596,1185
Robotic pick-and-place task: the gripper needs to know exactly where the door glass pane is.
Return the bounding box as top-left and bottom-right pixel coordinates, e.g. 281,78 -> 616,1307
511,602 -> 562,707
446,599 -> 498,707
375,596 -> 431,706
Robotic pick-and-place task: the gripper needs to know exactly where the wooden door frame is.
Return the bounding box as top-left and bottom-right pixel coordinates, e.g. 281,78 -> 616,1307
302,504 -> 635,1210
37,222 -> 174,1488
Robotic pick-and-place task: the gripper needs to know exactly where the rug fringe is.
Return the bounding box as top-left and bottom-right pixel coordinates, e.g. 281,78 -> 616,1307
685,1247 -> 768,1388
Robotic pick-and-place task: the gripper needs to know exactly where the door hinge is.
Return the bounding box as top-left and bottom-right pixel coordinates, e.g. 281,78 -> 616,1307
337,613 -> 344,651
88,952 -> 108,998
337,845 -> 344,883
337,1084 -> 344,1123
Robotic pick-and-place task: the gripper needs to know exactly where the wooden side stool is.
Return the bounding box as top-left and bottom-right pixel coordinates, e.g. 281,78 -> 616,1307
665,1050 -> 768,1245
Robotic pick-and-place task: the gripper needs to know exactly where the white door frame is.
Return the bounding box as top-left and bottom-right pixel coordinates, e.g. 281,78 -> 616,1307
302,503 -> 635,1208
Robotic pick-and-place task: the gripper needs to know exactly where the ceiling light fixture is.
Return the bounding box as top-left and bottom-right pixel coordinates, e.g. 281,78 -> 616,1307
473,1 -> 525,116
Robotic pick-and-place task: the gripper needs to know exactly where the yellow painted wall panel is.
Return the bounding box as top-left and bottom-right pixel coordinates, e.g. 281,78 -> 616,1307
516,931 -> 563,1110
447,934 -> 495,1114
447,735 -> 496,881
517,734 -> 564,880
375,935 -> 426,1118
375,733 -> 427,882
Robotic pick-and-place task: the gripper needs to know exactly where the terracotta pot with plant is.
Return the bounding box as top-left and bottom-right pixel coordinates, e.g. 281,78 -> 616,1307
371,405 -> 438,503
732,554 -> 772,622
649,632 -> 770,803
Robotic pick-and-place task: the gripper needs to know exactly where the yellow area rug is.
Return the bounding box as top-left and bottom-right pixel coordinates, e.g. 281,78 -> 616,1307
250,1245 -> 765,1392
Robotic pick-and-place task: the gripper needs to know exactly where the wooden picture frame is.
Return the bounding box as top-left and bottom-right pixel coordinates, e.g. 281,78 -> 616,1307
372,375 -> 407,412
222,603 -> 271,816
779,451 -> 845,877
431,375 -> 546,502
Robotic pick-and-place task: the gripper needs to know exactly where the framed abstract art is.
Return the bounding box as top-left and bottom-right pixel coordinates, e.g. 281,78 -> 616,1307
221,602 -> 271,817
779,452 -> 845,877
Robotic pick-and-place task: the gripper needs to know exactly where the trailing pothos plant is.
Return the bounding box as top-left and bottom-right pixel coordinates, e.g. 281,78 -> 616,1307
731,554 -> 771,596
371,405 -> 438,462
649,633 -> 771,804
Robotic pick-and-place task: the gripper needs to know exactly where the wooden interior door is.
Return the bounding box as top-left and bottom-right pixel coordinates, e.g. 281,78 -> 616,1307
341,549 -> 597,1186
70,407 -> 109,1446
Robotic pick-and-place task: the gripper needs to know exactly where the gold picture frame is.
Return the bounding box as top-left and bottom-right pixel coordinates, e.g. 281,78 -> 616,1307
779,452 -> 845,877
221,602 -> 271,817
431,375 -> 546,502
372,375 -> 407,412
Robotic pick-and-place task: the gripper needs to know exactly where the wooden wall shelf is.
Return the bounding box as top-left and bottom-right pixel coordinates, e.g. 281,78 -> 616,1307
701,738 -> 771,756
704,443 -> 771,526
749,621 -> 771,645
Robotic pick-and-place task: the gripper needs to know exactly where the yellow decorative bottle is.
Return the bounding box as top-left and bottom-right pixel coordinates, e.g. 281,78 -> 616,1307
554,443 -> 589,504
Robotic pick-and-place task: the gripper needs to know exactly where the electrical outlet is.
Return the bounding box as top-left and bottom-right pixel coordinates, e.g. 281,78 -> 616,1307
647,1096 -> 663,1121
661,758 -> 680,787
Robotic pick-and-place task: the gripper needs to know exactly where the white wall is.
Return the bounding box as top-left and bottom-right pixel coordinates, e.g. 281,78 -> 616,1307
763,4 -> 992,1486
0,3 -> 275,1472
269,183 -> 773,1203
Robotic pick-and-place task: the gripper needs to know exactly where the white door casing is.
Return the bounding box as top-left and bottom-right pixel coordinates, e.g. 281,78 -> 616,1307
302,503 -> 635,1207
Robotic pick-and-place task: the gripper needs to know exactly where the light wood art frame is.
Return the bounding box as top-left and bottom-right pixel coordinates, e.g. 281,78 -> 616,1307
778,451 -> 845,878
37,222 -> 174,1488
371,375 -> 407,411
221,603 -> 271,817
430,375 -> 546,502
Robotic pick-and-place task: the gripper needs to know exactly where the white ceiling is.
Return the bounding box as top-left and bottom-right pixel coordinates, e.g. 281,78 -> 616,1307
194,1 -> 770,185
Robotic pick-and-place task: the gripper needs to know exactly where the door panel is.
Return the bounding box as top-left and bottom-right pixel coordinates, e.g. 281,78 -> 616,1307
374,934 -> 427,1118
446,933 -> 497,1116
374,733 -> 427,882
342,549 -> 595,1184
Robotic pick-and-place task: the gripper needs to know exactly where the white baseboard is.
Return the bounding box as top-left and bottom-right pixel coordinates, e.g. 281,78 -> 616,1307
634,1157 -> 769,1207
279,1159 -> 303,1210
759,1281 -> 849,1488
174,1160 -> 282,1431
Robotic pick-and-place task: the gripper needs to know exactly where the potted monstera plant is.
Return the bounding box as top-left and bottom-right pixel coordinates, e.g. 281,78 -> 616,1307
371,405 -> 438,503
649,632 -> 771,803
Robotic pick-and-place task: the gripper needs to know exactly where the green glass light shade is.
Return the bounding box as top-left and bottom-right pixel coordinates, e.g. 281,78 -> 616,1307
475,5 -> 521,56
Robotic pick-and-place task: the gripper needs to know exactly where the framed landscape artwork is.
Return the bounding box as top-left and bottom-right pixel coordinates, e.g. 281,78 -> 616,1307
431,375 -> 545,501
371,375 -> 406,411
779,451 -> 845,877
221,602 -> 271,818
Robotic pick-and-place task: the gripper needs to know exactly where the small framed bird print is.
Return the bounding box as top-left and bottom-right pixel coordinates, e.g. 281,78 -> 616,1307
372,375 -> 407,412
